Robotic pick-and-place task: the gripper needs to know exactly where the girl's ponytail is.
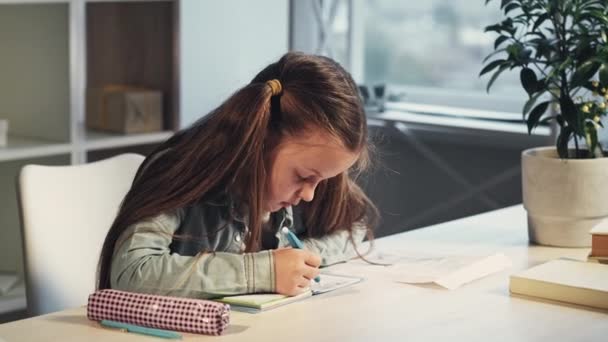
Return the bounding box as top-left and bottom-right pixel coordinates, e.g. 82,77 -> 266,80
97,79 -> 282,289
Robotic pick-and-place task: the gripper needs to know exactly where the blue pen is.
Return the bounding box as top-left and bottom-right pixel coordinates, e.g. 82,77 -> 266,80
100,320 -> 182,339
281,227 -> 321,282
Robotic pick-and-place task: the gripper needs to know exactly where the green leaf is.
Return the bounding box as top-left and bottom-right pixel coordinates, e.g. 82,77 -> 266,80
486,64 -> 510,93
502,18 -> 517,35
571,61 -> 601,88
484,24 -> 503,34
534,40 -> 552,60
504,3 -> 520,14
589,10 -> 608,27
518,48 -> 533,63
525,31 -> 547,40
532,12 -> 550,32
534,78 -> 547,93
547,0 -> 558,15
600,64 -> 608,86
579,12 -> 603,26
480,59 -> 506,76
523,91 -> 545,117
582,80 -> 596,91
556,114 -> 565,128
500,0 -> 513,9
539,115 -> 557,125
554,57 -> 573,76
585,122 -> 599,157
520,68 -> 538,96
574,39 -> 595,63
483,48 -> 507,63
559,95 -> 583,135
557,125 -> 573,159
527,101 -> 550,134
506,43 -> 522,57
581,0 -> 604,11
494,35 -> 509,49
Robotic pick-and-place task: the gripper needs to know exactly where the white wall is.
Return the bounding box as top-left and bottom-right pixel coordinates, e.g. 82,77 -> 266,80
179,0 -> 290,128
0,4 -> 69,142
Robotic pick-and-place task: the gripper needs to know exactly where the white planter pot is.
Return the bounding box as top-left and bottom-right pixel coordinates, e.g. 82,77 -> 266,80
522,146 -> 608,247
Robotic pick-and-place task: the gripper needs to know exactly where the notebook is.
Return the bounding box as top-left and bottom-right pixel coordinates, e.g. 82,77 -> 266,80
509,258 -> 608,310
215,273 -> 362,312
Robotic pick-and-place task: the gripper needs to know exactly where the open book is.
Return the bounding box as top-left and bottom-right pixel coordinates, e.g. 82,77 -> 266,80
215,273 -> 362,312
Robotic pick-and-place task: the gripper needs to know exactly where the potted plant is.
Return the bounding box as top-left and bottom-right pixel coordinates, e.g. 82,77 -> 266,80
481,0 -> 608,247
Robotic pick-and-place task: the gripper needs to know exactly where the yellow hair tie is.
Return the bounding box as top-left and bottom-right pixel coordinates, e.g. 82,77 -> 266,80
266,79 -> 282,96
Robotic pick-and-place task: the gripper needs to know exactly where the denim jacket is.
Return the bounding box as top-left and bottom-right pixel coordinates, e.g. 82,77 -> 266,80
110,193 -> 366,299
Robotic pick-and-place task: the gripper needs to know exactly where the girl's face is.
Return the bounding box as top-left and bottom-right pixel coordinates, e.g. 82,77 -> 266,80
265,131 -> 359,213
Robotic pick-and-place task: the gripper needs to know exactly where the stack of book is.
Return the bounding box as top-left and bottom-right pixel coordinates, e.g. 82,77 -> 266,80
588,226 -> 608,264
509,258 -> 608,310
509,226 -> 608,310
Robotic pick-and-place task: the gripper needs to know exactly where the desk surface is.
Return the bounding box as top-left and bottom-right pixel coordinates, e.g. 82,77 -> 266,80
1,205 -> 606,342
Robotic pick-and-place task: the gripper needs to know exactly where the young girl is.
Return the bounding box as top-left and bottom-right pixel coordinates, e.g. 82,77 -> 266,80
97,52 -> 378,298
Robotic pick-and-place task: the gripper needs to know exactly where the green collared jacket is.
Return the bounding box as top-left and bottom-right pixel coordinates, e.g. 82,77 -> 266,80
110,193 -> 366,299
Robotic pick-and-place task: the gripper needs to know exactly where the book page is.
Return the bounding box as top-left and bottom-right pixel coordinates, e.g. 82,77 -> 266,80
353,252 -> 512,290
390,253 -> 511,289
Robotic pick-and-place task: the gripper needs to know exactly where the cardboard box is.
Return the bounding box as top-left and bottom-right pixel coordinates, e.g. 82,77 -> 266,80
86,86 -> 163,134
0,119 -> 7,147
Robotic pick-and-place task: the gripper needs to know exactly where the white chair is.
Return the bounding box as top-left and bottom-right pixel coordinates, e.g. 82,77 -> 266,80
16,153 -> 145,316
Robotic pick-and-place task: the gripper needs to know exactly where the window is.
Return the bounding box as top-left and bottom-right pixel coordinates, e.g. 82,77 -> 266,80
292,0 -> 547,123
360,0 -> 530,119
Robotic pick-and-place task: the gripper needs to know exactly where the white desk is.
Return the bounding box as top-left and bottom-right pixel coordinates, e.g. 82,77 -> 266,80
0,205 -> 606,341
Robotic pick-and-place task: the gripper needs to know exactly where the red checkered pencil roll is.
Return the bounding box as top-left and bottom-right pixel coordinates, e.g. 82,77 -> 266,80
87,289 -> 230,335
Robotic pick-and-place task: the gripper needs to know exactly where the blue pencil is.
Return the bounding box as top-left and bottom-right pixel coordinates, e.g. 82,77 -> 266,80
281,227 -> 321,282
100,319 -> 182,339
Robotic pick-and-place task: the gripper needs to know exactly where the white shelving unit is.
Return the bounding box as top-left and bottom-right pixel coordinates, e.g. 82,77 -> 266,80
83,129 -> 174,151
0,0 -> 179,317
0,137 -> 72,162
0,0 -> 290,320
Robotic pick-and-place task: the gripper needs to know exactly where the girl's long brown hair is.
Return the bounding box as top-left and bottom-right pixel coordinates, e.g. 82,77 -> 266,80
97,52 -> 378,289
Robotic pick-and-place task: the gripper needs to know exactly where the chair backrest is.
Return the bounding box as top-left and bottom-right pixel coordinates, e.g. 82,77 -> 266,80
17,153 -> 145,316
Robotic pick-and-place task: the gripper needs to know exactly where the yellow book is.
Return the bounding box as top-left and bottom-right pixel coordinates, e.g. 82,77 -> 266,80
587,255 -> 608,264
216,273 -> 362,312
509,258 -> 608,310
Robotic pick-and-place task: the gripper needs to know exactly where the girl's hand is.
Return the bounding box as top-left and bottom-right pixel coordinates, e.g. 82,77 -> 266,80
273,248 -> 321,296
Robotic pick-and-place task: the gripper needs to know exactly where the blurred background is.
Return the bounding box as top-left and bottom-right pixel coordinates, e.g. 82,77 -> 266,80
0,0 -> 578,321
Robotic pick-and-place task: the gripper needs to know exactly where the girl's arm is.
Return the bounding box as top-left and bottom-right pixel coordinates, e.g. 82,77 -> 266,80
110,211 -> 275,299
278,219 -> 368,267
300,223 -> 368,267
